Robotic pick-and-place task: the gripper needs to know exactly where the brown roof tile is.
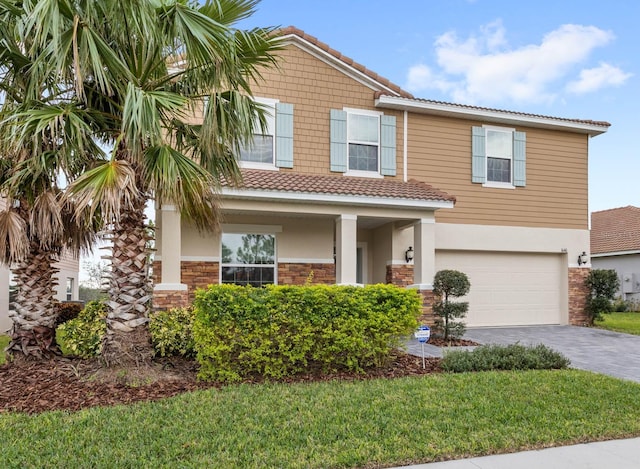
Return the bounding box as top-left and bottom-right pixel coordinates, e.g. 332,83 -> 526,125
591,206 -> 640,254
278,26 -> 414,99
375,92 -> 611,129
226,169 -> 455,204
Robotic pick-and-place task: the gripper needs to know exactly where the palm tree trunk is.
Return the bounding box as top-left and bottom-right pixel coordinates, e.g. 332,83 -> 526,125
101,195 -> 154,366
7,241 -> 60,358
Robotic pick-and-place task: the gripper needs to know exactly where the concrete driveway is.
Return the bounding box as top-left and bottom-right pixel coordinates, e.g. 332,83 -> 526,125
406,325 -> 640,383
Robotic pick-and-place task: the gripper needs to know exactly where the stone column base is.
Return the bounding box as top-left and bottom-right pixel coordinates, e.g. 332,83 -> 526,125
152,289 -> 189,311
417,289 -> 436,326
568,267 -> 591,326
386,264 -> 414,287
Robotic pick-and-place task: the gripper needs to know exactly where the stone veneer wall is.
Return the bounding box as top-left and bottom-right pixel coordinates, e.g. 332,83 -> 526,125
278,263 -> 335,285
417,289 -> 436,326
385,264 -> 414,287
153,290 -> 189,311
568,267 -> 590,326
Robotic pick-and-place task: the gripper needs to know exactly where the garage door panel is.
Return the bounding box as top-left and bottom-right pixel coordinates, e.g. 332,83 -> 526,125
435,251 -> 563,327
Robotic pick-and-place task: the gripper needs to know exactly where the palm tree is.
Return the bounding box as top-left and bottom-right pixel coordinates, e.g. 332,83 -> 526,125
16,0 -> 280,364
0,0 -> 103,357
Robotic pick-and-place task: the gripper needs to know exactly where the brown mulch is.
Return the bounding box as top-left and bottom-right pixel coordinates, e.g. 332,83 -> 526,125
428,337 -> 479,347
0,352 -> 443,415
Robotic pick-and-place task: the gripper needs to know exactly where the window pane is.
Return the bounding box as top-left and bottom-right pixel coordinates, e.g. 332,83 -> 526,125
348,114 -> 378,143
487,157 -> 511,183
222,233 -> 275,265
239,135 -> 274,163
349,143 -> 378,171
486,130 -> 512,158
221,267 -> 274,287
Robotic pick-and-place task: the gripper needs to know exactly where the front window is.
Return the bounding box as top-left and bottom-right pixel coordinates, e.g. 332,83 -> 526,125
486,129 -> 513,184
348,112 -> 379,172
66,278 -> 74,301
239,98 -> 276,166
221,233 -> 276,287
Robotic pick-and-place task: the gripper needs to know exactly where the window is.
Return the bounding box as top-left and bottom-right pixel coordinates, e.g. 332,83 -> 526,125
221,233 -> 276,287
471,126 -> 526,187
330,109 -> 396,176
66,278 -> 74,301
237,99 -> 294,170
348,112 -> 380,172
239,99 -> 276,166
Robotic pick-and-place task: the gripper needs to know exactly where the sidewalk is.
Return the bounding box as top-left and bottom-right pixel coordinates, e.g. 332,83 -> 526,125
389,437 -> 640,468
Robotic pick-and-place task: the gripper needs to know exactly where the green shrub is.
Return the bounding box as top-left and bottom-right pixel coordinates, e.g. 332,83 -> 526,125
193,284 -> 421,383
585,269 -> 620,322
441,343 -> 570,373
432,270 -> 470,340
56,301 -> 107,358
149,308 -> 196,358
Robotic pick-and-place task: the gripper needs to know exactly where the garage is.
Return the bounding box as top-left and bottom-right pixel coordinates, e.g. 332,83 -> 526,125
435,251 -> 566,327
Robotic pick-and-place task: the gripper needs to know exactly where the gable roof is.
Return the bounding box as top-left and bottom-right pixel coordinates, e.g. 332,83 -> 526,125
591,206 -> 640,254
278,27 -> 610,137
222,169 -> 455,209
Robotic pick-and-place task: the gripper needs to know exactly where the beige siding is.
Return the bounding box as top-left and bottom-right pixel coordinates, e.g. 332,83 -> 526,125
250,45 -> 404,178
407,114 -> 589,229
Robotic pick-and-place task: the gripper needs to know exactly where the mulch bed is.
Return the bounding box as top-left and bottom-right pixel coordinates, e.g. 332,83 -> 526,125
0,352 -> 444,415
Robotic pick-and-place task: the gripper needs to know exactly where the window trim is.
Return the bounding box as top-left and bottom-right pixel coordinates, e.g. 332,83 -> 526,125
219,230 -> 278,286
344,107 -> 383,176
239,97 -> 279,170
482,125 -> 516,189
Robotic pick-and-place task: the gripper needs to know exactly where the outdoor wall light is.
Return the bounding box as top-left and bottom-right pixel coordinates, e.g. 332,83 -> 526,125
405,246 -> 414,263
577,251 -> 588,266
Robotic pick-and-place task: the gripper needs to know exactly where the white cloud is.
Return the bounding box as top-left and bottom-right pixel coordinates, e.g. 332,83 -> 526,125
406,22 -> 625,105
566,63 -> 632,94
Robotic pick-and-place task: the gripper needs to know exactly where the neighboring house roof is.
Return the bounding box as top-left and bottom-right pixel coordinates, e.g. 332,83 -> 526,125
223,169 -> 455,208
591,206 -> 640,254
277,27 -> 610,137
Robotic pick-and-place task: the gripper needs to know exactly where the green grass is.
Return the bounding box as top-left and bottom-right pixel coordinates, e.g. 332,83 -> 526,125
2,370 -> 640,468
0,335 -> 8,365
595,312 -> 640,335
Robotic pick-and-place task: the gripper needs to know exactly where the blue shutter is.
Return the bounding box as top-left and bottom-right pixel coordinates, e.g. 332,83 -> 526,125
513,130 -> 526,187
380,115 -> 396,176
471,126 -> 486,183
275,102 -> 294,168
330,109 -> 347,173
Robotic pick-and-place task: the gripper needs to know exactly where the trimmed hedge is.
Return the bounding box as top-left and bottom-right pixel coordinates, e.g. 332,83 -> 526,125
193,284 -> 421,383
441,343 -> 571,373
149,308 -> 196,358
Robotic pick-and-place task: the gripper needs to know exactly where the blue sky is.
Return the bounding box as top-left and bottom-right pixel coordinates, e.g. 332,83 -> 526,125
241,0 -> 639,214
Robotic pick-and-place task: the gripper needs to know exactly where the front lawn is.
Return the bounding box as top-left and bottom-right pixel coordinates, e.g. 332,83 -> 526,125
0,335 -> 8,365
595,312 -> 640,335
2,370 -> 640,468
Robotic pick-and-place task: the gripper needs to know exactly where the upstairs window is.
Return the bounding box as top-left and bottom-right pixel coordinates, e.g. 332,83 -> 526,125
330,109 -> 396,177
239,99 -> 276,166
472,125 -> 526,188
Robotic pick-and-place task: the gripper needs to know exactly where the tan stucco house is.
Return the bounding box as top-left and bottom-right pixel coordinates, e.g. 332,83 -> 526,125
153,27 -> 609,327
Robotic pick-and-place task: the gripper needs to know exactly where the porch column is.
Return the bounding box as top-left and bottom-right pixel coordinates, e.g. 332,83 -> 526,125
336,214 -> 357,284
154,204 -> 187,292
410,218 -> 435,289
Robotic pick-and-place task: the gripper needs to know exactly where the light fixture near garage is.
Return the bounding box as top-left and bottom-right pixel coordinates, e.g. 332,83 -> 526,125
577,251 -> 588,266
405,246 -> 414,263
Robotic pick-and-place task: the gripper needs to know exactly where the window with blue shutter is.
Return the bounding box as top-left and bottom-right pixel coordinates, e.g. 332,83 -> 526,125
472,126 -> 526,187
513,131 -> 526,187
471,126 -> 486,183
330,109 -> 348,172
380,115 -> 396,176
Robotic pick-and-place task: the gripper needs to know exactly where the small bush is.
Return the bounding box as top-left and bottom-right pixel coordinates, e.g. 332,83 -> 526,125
149,308 -> 196,358
432,270 -> 470,340
441,343 -> 570,373
54,301 -> 84,326
193,284 -> 421,383
585,269 -> 620,323
56,301 -> 107,358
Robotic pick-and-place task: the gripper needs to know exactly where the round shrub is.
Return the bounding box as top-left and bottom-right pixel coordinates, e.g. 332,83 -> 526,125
149,308 -> 196,358
56,301 -> 107,358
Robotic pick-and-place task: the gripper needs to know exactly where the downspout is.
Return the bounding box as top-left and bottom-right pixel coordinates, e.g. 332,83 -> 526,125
403,110 -> 408,182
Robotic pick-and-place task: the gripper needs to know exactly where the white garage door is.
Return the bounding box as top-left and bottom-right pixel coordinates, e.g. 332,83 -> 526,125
435,251 -> 564,327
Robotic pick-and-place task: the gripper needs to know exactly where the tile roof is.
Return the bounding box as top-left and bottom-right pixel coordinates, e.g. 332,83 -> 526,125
591,206 -> 640,254
226,169 -> 455,204
375,92 -> 611,129
278,26 -> 414,99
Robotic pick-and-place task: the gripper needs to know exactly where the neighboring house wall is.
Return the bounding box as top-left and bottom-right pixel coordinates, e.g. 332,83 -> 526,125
592,255 -> 640,301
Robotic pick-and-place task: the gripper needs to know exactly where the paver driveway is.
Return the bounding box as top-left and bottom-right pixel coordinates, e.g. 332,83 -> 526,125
406,325 -> 640,382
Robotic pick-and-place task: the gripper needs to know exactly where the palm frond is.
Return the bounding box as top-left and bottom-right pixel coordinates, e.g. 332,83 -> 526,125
29,190 -> 63,250
0,208 -> 29,264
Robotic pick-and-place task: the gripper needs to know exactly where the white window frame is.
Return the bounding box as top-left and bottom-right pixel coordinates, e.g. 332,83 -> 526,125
482,125 -> 516,189
219,224 -> 281,286
344,108 -> 384,178
66,277 -> 74,301
239,97 -> 279,171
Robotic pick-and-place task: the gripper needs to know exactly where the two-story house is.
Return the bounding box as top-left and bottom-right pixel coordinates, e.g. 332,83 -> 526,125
152,27 -> 609,327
